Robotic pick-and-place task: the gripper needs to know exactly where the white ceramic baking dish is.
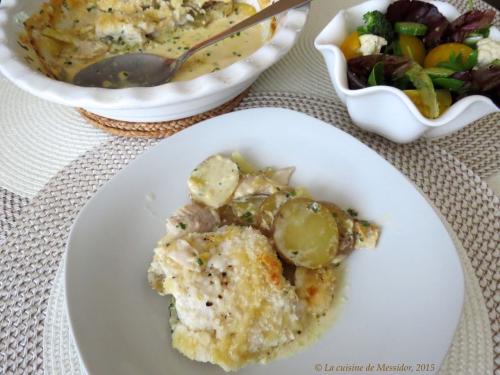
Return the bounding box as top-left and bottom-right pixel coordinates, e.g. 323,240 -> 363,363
0,0 -> 309,122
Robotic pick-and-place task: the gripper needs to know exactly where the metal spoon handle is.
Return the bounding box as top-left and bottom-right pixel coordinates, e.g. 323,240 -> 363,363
182,0 -> 310,60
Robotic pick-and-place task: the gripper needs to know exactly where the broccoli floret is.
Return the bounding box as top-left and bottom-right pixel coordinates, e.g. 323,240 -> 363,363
357,11 -> 395,43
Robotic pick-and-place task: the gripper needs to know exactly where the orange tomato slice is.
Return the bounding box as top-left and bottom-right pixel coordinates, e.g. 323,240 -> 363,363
424,43 -> 473,69
340,31 -> 361,60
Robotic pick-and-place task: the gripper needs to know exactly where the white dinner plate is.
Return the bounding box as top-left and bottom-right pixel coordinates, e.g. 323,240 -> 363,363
65,108 -> 464,375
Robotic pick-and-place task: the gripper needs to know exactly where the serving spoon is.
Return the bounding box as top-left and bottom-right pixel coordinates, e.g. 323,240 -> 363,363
74,0 -> 311,88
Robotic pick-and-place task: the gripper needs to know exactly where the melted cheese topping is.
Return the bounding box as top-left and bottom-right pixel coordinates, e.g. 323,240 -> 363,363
21,0 -> 268,83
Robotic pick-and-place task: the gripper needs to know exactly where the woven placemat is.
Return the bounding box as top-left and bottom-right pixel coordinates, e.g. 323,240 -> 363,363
78,90 -> 248,138
0,94 -> 498,375
0,188 -> 29,245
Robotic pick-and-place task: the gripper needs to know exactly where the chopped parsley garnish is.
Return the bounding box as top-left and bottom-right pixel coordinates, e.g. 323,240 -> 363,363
359,220 -> 370,227
178,222 -> 187,230
286,190 -> 297,198
347,208 -> 358,217
196,257 -> 203,266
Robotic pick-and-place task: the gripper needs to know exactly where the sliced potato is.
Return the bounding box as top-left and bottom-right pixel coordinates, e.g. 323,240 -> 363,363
295,266 -> 336,315
353,220 -> 380,248
188,155 -> 239,208
257,189 -> 311,233
229,195 -> 267,226
230,152 -> 257,174
273,198 -> 339,269
42,28 -> 74,44
233,173 -> 286,199
260,166 -> 295,185
257,192 -> 291,233
321,202 -> 355,253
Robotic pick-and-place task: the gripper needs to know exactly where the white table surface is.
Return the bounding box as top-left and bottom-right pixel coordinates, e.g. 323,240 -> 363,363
0,0 -> 498,199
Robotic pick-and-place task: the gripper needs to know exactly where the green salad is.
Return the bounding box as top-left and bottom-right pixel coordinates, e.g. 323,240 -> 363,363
340,0 -> 499,119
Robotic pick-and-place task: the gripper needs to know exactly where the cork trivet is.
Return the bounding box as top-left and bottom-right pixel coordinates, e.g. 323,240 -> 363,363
78,90 -> 248,138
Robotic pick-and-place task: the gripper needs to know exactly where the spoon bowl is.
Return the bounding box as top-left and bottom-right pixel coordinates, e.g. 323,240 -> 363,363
73,0 -> 311,88
74,54 -> 176,88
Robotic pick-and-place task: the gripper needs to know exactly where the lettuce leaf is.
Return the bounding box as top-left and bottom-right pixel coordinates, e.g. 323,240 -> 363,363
448,9 -> 496,43
452,66 -> 500,105
347,54 -> 411,89
386,0 -> 449,48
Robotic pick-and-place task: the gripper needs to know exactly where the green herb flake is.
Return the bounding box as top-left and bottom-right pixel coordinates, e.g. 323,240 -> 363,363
347,208 -> 358,217
196,258 -> 203,266
360,220 -> 370,227
178,222 -> 187,230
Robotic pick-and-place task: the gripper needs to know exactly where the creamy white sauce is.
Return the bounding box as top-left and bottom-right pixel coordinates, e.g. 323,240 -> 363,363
20,3 -> 266,84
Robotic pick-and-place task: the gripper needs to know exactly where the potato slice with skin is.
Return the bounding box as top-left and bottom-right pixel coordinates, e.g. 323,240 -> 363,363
188,155 -> 239,208
321,202 -> 355,253
257,188 -> 311,233
273,198 -> 339,269
230,152 -> 257,174
258,192 -> 291,233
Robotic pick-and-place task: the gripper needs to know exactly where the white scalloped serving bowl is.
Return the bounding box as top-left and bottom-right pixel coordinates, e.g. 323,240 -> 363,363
0,0 -> 309,122
314,0 -> 499,143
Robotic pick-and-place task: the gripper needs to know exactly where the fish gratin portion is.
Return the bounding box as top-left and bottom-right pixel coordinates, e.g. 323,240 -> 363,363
20,0 -> 270,83
148,153 -> 381,371
149,225 -> 300,371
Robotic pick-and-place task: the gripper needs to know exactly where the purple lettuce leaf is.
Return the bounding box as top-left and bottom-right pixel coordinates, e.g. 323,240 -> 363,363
452,66 -> 500,105
386,0 -> 449,48
448,9 -> 496,43
347,54 -> 411,89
